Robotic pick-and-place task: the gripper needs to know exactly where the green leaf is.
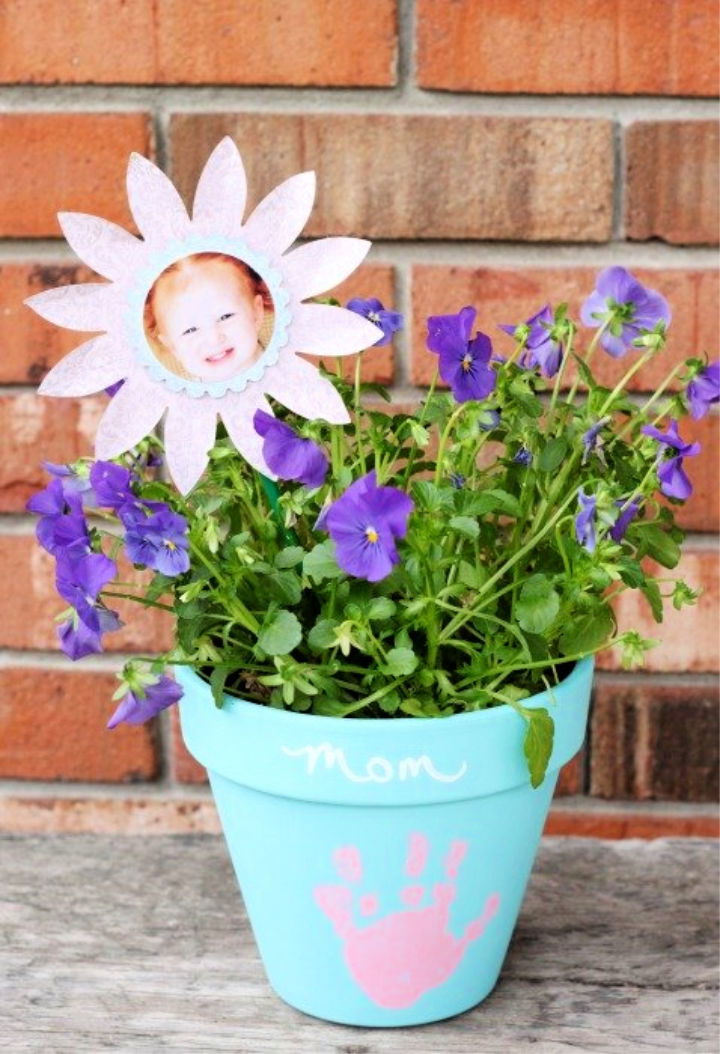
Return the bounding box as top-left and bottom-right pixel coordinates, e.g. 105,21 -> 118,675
307,619 -> 339,652
639,525 -> 681,569
640,579 -> 663,623
210,666 -> 231,708
572,352 -> 596,389
468,489 -> 522,519
515,574 -> 560,635
382,647 -> 418,677
303,540 -> 344,583
537,437 -> 568,473
448,515 -> 480,540
257,610 -> 302,656
458,560 -> 482,589
267,570 -> 302,606
523,708 -> 554,789
412,481 -> 456,513
559,603 -> 614,655
408,420 -> 430,447
367,597 -> 397,621
274,546 -> 305,569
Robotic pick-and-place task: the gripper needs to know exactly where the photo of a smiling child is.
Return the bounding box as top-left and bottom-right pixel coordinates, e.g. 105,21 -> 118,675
143,251 -> 275,384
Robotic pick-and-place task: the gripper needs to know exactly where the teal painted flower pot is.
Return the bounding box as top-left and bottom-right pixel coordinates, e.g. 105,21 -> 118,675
177,658 -> 594,1027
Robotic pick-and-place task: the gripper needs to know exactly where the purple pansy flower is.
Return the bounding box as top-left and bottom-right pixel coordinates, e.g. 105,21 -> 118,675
513,447 -> 533,466
346,297 -> 403,347
105,380 -> 125,398
323,471 -> 414,582
641,420 -> 700,501
610,498 -> 641,542
581,267 -> 671,358
55,550 -> 118,632
124,507 -> 190,576
58,605 -> 122,661
499,304 -> 563,378
575,489 -> 598,552
426,306 -> 497,404
581,417 -> 610,464
27,479 -> 90,556
449,473 -> 466,489
107,674 -> 184,729
89,461 -> 136,511
687,361 -> 720,420
41,461 -> 96,504
253,410 -> 329,490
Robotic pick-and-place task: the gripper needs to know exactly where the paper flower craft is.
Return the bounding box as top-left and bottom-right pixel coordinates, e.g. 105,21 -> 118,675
25,137 -> 382,493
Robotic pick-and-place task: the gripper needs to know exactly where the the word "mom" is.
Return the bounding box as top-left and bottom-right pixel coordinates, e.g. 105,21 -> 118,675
281,742 -> 468,784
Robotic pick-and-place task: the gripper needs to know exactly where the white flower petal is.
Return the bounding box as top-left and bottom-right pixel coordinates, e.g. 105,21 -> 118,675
38,335 -> 134,397
58,212 -> 145,281
192,136 -> 247,237
126,153 -> 191,243
163,396 -> 217,494
282,237 -> 372,302
290,303 -> 384,356
25,283 -> 120,333
95,374 -> 167,459
263,354 -> 350,424
242,171 -> 316,259
220,390 -> 275,478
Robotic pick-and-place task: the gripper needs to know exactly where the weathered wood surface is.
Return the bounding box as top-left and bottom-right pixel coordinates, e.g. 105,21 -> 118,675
0,835 -> 717,1053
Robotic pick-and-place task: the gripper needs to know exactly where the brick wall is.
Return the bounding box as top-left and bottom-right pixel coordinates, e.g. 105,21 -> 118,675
1,0 -> 718,838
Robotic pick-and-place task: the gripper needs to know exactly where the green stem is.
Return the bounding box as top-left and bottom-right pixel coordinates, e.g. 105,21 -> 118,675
438,485 -> 578,644
101,591 -> 175,612
403,369 -> 439,485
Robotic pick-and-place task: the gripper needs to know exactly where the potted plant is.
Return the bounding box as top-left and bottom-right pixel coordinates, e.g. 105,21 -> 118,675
25,142 -> 716,1027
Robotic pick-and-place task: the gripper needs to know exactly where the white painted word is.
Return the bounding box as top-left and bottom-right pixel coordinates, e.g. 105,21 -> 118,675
281,742 -> 468,784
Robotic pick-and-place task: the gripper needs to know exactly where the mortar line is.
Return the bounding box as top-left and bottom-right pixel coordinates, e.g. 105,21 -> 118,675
0,84 -> 717,121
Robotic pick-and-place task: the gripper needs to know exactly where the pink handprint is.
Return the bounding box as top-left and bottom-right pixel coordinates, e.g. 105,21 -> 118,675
314,832 -> 500,1009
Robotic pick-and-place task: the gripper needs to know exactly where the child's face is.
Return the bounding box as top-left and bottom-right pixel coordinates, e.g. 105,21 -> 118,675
154,259 -> 265,382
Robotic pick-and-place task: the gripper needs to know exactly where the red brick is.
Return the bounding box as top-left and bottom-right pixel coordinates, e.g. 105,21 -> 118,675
0,795 -> 221,834
410,266 -> 719,392
545,807 -> 720,839
0,263 -> 100,384
170,707 -> 207,785
170,114 -> 614,242
554,752 -> 583,796
0,534 -> 172,654
589,679 -> 719,801
0,667 -> 158,782
669,414 -> 719,534
0,114 -> 152,237
625,122 -> 719,245
0,0 -> 397,87
417,0 -> 719,97
0,392 -> 106,513
598,545 -> 720,674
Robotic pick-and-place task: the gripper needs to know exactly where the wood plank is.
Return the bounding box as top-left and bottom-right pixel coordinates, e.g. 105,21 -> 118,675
0,835 -> 717,1052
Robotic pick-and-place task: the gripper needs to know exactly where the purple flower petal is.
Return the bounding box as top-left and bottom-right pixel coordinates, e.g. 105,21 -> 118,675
253,410 -> 329,489
107,675 -> 183,729
323,471 -> 413,583
657,456 -> 693,501
346,297 -> 403,346
687,361 -> 720,419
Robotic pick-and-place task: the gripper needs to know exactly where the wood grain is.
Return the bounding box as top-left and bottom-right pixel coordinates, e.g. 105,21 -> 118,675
0,835 -> 717,1052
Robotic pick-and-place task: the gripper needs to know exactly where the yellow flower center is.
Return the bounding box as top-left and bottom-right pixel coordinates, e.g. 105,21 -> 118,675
165,540 -> 177,550
461,353 -> 473,372
365,526 -> 379,544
